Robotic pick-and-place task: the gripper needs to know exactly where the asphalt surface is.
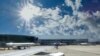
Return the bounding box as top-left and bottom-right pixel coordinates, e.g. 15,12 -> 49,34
44,45 -> 100,56
0,46 -> 53,56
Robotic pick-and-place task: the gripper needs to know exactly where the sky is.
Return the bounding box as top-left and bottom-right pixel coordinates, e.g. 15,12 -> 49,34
0,0 -> 100,37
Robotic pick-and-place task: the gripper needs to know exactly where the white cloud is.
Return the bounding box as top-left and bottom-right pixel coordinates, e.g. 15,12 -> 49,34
65,0 -> 82,15
17,0 -> 100,36
65,0 -> 75,11
41,7 -> 62,20
75,0 -> 82,10
17,2 -> 86,35
17,1 -> 63,35
77,11 -> 100,34
93,11 -> 100,18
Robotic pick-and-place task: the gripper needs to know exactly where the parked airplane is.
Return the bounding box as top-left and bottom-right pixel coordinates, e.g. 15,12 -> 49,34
0,34 -> 38,50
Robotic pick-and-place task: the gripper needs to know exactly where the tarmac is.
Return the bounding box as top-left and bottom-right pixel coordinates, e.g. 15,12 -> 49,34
0,46 -> 52,56
33,45 -> 100,56
0,45 -> 100,56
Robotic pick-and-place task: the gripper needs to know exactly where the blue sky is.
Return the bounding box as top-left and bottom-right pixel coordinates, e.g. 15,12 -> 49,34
0,0 -> 100,36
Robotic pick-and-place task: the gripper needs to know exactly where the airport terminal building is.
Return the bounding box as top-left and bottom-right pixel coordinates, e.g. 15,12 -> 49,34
37,35 -> 89,45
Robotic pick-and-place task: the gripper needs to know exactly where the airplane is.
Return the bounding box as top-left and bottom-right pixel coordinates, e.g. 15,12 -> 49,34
0,34 -> 38,50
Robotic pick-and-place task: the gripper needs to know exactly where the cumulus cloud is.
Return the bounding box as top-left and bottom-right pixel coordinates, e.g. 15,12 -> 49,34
16,0 -> 100,38
17,0 -> 63,35
78,11 -> 100,34
17,0 -> 86,35
77,11 -> 100,41
65,0 -> 75,9
64,0 -> 100,36
65,0 -> 82,15
93,11 -> 100,18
